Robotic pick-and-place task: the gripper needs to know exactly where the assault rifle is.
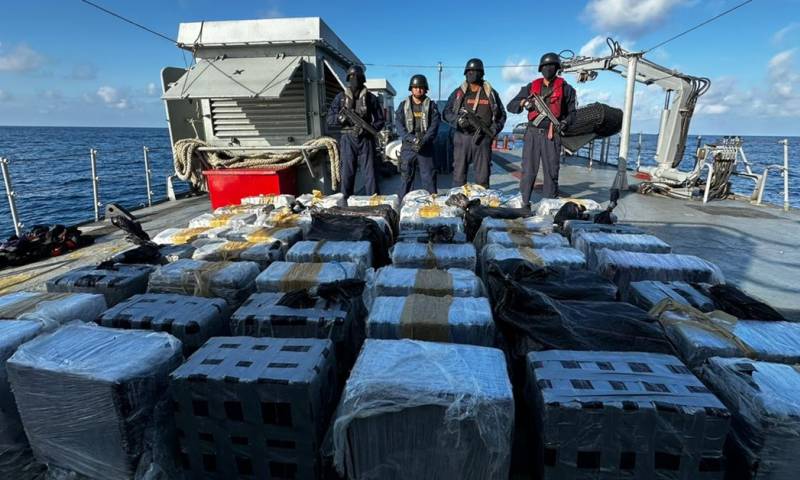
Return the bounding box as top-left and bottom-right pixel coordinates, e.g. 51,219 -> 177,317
524,91 -> 563,135
457,107 -> 495,145
339,107 -> 385,151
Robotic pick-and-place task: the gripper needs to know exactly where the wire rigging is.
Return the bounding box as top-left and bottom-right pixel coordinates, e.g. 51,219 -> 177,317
79,0 -> 177,44
643,0 -> 754,53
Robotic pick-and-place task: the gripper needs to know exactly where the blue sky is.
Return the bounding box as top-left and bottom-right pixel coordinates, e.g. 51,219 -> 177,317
0,0 -> 798,135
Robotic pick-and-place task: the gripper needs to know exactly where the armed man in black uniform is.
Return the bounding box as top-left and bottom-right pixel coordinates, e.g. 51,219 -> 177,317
507,52 -> 576,203
394,74 -> 441,198
326,65 -> 385,197
444,58 -> 506,188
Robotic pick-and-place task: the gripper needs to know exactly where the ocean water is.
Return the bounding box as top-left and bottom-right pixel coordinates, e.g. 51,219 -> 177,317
0,126 -> 797,238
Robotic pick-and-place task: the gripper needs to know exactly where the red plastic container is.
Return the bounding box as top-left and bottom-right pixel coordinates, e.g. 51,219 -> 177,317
202,167 -> 296,210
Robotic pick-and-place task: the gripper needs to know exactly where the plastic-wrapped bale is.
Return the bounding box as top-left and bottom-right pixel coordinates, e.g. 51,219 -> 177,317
333,339 -> 514,480
195,225 -> 232,241
0,292 -> 107,328
224,225 -> 303,254
212,203 -> 271,216
367,295 -> 494,346
442,184 -> 505,207
231,292 -> 361,376
399,205 -> 465,243
286,240 -> 372,276
240,193 -> 295,208
401,188 -> 439,206
534,198 -> 602,217
391,242 -> 477,271
559,219 -> 645,241
485,231 -> 568,249
46,264 -> 154,307
625,280 -> 715,312
192,240 -> 283,269
652,304 -> 800,370
306,212 -> 392,268
189,212 -> 256,229
152,226 -> 210,245
474,216 -> 554,250
526,350 -> 729,480
480,245 -> 586,275
347,194 -> 400,212
171,337 -> 337,480
702,357 -> 800,480
148,259 -> 259,307
484,259 -> 617,303
693,283 -> 786,321
296,191 -> 346,209
7,324 -> 183,480
572,231 -> 672,268
594,249 -> 725,296
255,207 -> 312,232
159,244 -> 196,263
256,261 -> 359,293
367,266 -> 485,300
322,205 -> 400,242
98,293 -> 229,355
0,320 -> 45,480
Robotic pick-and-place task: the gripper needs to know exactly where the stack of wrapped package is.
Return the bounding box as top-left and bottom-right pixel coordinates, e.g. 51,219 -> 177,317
391,242 -> 477,271
7,324 -> 183,480
296,191 -> 346,209
0,320 -> 45,480
624,280 -> 715,312
98,293 -> 230,355
399,190 -> 465,242
286,240 -> 372,276
188,212 -> 256,229
526,350 -> 730,480
0,291 -> 107,328
480,245 -> 586,275
240,193 -> 295,208
702,357 -> 800,480
223,225 -> 302,255
366,266 -> 485,301
534,198 -> 602,217
171,337 -> 338,480
484,231 -> 568,249
152,226 -> 210,245
559,219 -> 645,241
231,291 -> 361,374
594,249 -> 725,296
148,259 -> 259,307
484,259 -> 617,303
571,231 -> 672,268
333,339 -> 514,480
473,216 -> 554,250
367,295 -> 494,346
255,261 -> 359,292
305,212 -> 392,267
191,240 -> 283,269
46,264 -> 155,306
347,194 -> 400,213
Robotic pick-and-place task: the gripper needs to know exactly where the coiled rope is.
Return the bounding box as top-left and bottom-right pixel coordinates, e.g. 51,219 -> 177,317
173,137 -> 340,191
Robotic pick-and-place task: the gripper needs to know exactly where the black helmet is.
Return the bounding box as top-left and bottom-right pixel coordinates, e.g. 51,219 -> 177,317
538,52 -> 561,72
463,58 -> 484,74
408,74 -> 429,91
346,65 -> 366,81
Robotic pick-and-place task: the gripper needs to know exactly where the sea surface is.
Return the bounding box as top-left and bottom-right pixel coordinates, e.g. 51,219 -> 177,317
0,126 -> 797,238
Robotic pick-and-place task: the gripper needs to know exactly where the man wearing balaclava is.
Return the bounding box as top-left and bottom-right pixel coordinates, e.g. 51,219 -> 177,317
327,65 -> 385,197
507,52 -> 576,203
443,58 -> 506,188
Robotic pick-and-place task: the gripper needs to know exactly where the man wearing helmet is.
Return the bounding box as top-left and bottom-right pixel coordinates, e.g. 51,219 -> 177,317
326,64 -> 385,197
443,58 -> 506,188
507,52 -> 576,203
394,74 -> 441,198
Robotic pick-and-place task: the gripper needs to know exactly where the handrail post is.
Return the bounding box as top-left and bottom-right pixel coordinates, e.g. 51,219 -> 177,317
781,139 -> 790,211
90,148 -> 101,221
0,157 -> 22,236
143,146 -> 153,207
636,132 -> 642,170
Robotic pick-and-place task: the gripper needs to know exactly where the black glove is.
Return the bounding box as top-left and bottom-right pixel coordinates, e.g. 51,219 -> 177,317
523,99 -> 537,112
558,120 -> 569,133
337,111 -> 350,126
410,137 -> 422,152
456,115 -> 471,130
488,126 -> 498,138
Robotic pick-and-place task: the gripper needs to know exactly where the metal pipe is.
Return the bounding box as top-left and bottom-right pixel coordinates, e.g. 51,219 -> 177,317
588,140 -> 595,167
618,54 -> 640,178
143,146 -> 153,207
90,148 -> 100,222
0,157 -> 22,236
781,139 -> 790,211
600,137 -> 607,164
636,132 -> 642,170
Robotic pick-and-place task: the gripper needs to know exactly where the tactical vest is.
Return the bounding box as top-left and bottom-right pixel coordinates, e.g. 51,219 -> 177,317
404,96 -> 430,134
528,77 -> 564,122
343,87 -> 369,117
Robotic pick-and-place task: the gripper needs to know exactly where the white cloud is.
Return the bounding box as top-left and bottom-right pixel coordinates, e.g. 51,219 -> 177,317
146,82 -> 159,96
69,63 -> 97,81
576,87 -> 613,105
579,36 -> 609,57
96,86 -> 132,109
501,58 -> 536,84
0,43 -> 45,73
583,0 -> 689,38
773,22 -> 799,45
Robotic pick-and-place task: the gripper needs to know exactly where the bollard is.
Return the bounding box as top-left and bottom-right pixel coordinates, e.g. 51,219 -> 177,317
0,157 -> 23,236
90,148 -> 101,222
143,146 -> 153,207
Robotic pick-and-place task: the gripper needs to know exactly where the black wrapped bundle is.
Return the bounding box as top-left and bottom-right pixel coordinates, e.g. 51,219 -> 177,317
464,204 -> 534,242
318,204 -> 399,241
306,212 -> 392,267
561,102 -> 623,153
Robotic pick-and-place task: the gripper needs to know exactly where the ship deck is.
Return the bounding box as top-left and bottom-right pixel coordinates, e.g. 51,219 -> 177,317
2,150 -> 798,320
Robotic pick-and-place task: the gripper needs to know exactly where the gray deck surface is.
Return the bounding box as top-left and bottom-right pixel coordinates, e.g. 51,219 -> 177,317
2,151 -> 797,320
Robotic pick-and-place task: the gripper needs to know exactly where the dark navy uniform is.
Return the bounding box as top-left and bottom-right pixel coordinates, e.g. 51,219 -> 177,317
443,82 -> 506,188
395,96 -> 441,197
326,88 -> 385,197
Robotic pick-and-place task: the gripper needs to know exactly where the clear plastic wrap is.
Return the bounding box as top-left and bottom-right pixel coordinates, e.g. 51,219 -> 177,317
147,259 -> 259,307
625,281 -> 715,312
367,295 -> 495,346
158,244 -> 196,263
0,320 -> 45,480
534,198 -> 602,216
223,225 -> 302,254
559,219 -> 645,241
594,249 -> 725,296
98,293 -> 229,355
7,323 -> 183,480
46,264 -> 154,307
188,212 -> 256,229
212,203 -> 270,216
526,350 -> 729,480
194,225 -> 231,240
391,242 -> 477,271
366,267 -> 485,305
441,184 -> 504,207
239,193 -> 295,208
296,191 -> 346,209
401,189 -> 437,206
191,240 -> 282,269
255,261 -> 359,292
254,207 -> 311,232
480,245 -> 586,276
701,357 -> 800,480
0,292 -> 107,330
484,231 -> 568,249
484,259 -> 618,303
305,212 -> 392,268
652,302 -> 800,370
286,240 -> 372,276
347,194 -> 400,213
572,231 -> 672,268
332,339 -> 514,480
473,216 -> 554,251
151,227 -> 210,245
399,202 -> 466,244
